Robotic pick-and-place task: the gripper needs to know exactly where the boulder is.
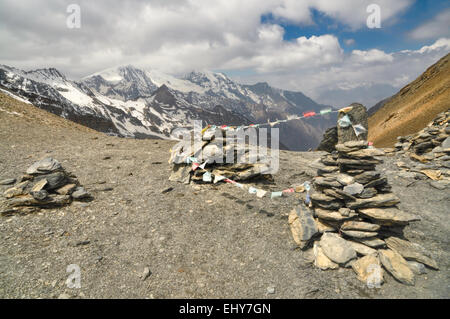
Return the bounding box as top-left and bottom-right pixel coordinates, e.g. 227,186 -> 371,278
319,232 -> 357,265
379,249 -> 415,286
385,237 -> 438,270
313,241 -> 339,270
288,205 -> 318,249
351,254 -> 384,286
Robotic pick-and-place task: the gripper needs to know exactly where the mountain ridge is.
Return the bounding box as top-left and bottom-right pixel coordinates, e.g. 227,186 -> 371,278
368,53 -> 450,147
0,63 -> 336,150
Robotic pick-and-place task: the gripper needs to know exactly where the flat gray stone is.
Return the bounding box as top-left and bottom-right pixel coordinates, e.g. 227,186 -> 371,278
72,187 -> 90,200
385,237 -> 438,270
407,261 -> 427,275
26,157 -> 62,175
379,249 -> 415,286
319,232 -> 357,265
343,183 -> 364,195
358,207 -> 420,225
0,178 -> 16,185
346,194 -> 400,209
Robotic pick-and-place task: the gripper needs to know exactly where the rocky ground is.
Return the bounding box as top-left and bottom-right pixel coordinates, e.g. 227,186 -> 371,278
0,93 -> 449,298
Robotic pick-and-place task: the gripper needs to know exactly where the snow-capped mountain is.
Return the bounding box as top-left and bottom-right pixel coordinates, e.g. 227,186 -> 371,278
0,64 -> 336,150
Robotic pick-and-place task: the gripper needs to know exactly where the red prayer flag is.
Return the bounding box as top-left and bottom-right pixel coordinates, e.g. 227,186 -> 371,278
303,111 -> 316,117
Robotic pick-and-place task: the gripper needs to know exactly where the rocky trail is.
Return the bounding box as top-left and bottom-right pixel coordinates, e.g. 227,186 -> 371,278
0,93 -> 449,299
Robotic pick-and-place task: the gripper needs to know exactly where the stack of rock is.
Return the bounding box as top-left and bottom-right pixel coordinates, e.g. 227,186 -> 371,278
394,110 -> 449,158
169,126 -> 273,184
289,105 -> 439,287
289,140 -> 439,286
0,157 -> 91,215
391,110 -> 450,185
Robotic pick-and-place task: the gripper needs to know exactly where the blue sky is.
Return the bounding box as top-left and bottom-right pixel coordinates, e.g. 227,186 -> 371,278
267,0 -> 450,52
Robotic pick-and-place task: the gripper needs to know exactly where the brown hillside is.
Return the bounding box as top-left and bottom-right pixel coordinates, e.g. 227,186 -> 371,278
368,53 -> 450,147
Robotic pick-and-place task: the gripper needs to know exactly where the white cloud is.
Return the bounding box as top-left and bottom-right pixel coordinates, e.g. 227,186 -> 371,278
350,49 -> 393,63
344,39 -> 355,46
409,9 -> 450,40
0,0 -> 445,108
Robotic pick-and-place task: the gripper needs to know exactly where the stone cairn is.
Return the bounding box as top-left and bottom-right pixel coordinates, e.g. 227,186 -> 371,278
393,110 -> 450,169
169,126 -> 273,184
289,104 -> 438,287
0,157 -> 91,215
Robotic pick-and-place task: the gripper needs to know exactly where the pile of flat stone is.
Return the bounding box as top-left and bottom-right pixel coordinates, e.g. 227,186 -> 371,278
289,140 -> 439,286
394,110 -> 449,158
0,157 -> 91,215
168,127 -> 273,184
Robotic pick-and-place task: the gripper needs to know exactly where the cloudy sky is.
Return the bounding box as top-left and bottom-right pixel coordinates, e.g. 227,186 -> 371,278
1,0 -> 449,107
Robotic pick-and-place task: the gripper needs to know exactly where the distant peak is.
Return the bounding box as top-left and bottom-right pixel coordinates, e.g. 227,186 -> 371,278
26,67 -> 66,80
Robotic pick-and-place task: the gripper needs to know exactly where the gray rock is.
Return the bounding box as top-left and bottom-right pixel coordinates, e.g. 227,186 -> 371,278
385,237 -> 438,270
26,157 -> 62,175
0,178 -> 16,185
30,190 -> 49,201
343,183 -> 364,195
267,286 -> 276,294
346,194 -> 400,209
407,261 -> 427,275
141,267 -> 152,281
314,208 -> 354,222
357,187 -> 377,199
379,249 -> 415,286
429,181 -> 447,190
358,207 -> 420,225
34,172 -> 67,190
337,104 -> 368,144
353,171 -> 380,184
72,187 -> 90,200
347,241 -> 377,256
316,126 -> 338,153
313,176 -> 341,188
337,174 -> 354,186
441,136 -> 450,149
353,237 -> 386,248
319,232 -> 357,265
341,230 -> 378,239
288,205 -> 319,249
341,221 -> 380,232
